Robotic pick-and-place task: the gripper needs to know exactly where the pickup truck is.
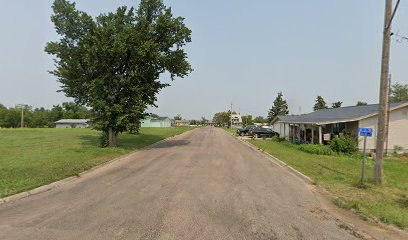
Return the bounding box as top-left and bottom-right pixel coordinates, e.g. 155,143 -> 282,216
249,127 -> 279,138
236,125 -> 256,136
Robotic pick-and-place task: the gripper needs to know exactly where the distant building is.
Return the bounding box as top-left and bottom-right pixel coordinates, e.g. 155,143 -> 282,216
231,114 -> 242,128
203,121 -> 217,127
55,119 -> 90,128
141,117 -> 173,128
174,120 -> 190,126
271,101 -> 408,152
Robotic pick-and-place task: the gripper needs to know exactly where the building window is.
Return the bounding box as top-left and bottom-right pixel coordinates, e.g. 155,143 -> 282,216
332,123 -> 345,135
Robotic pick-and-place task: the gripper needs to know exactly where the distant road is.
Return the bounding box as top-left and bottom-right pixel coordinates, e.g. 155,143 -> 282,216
0,127 -> 403,239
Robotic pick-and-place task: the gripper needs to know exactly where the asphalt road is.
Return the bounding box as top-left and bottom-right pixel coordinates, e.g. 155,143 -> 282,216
0,127 -> 404,239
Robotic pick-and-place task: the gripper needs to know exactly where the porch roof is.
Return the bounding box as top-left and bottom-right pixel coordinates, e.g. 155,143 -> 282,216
273,101 -> 408,125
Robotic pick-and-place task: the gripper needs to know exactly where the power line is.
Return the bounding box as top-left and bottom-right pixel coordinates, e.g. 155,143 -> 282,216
386,0 -> 401,30
392,32 -> 408,43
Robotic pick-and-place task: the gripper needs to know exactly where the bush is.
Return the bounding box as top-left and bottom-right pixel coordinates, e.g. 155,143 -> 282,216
329,135 -> 358,154
296,144 -> 334,155
272,136 -> 286,142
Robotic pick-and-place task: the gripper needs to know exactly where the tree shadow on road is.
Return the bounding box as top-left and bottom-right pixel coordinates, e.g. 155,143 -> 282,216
151,139 -> 190,148
79,133 -> 186,150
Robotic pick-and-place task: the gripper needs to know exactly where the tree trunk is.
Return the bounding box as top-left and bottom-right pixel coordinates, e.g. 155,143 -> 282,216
108,128 -> 118,147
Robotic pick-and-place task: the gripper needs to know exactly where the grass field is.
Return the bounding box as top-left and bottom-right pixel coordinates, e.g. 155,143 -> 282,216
0,127 -> 195,198
247,139 -> 408,229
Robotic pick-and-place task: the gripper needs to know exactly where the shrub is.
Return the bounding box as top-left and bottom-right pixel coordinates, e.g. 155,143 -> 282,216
329,135 -> 358,154
296,144 -> 334,156
272,136 -> 286,142
394,145 -> 404,154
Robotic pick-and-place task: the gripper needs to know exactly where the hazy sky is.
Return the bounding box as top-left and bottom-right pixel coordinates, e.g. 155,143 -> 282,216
1,1 -> 408,119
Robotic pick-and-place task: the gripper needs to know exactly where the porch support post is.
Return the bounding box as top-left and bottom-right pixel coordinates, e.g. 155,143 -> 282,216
311,126 -> 314,144
283,123 -> 286,138
297,124 -> 300,141
303,124 -> 307,142
289,124 -> 292,142
319,125 -> 323,144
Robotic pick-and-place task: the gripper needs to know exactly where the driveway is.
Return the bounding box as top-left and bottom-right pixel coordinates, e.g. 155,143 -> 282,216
0,127 -> 404,239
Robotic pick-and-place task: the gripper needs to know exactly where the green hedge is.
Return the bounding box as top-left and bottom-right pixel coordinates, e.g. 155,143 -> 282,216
296,144 -> 334,156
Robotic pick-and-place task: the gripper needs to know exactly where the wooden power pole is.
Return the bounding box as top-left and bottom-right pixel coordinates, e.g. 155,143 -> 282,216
375,0 -> 395,185
17,104 -> 26,128
230,103 -> 233,128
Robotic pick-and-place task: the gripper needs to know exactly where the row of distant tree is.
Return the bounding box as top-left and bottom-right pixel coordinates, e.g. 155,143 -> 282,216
310,82 -> 408,112
0,102 -> 92,128
212,82 -> 408,127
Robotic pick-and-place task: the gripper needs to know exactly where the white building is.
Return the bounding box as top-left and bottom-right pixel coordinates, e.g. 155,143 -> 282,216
55,119 -> 90,128
140,117 -> 173,128
231,114 -> 242,128
271,101 -> 408,152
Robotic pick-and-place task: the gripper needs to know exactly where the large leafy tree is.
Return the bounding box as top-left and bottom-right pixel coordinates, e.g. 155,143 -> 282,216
313,96 -> 328,111
213,111 -> 231,127
390,83 -> 408,103
241,115 -> 254,127
45,0 -> 192,147
254,116 -> 265,124
62,102 -> 91,119
267,92 -> 289,122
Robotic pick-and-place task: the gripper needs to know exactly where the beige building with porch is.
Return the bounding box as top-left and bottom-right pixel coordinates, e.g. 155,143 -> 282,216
271,101 -> 408,152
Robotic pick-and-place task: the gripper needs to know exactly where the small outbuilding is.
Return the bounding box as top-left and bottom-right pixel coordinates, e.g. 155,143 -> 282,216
141,117 -> 173,128
55,119 -> 90,128
272,101 -> 408,152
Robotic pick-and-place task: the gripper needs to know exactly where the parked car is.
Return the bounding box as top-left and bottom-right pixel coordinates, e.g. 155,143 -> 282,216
249,127 -> 279,138
236,125 -> 257,136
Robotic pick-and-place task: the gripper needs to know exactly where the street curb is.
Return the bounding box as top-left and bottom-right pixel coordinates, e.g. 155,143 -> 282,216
0,128 -> 196,205
229,133 -> 317,185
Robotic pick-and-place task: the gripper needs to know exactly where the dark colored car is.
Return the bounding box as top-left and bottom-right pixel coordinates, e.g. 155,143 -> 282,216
249,127 -> 279,138
236,125 -> 256,136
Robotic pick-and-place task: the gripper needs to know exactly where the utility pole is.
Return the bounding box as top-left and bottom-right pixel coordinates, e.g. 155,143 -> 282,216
17,104 -> 26,128
375,0 -> 396,185
385,74 -> 392,155
230,103 -> 233,128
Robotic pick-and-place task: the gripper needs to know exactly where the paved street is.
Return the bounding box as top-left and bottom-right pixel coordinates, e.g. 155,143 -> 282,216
0,127 -> 403,239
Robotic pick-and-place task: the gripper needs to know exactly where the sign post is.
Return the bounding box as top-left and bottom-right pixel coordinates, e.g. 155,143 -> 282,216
359,128 -> 373,184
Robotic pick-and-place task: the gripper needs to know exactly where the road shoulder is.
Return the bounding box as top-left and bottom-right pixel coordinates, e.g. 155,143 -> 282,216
225,130 -> 408,240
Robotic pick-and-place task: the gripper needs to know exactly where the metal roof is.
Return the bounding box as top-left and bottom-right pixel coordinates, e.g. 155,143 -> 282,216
275,101 -> 408,125
55,119 -> 90,124
144,117 -> 172,122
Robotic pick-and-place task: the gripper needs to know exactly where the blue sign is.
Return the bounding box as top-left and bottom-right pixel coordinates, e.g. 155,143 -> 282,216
359,128 -> 373,137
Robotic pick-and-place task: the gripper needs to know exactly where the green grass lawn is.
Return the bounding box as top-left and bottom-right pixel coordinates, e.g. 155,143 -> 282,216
247,139 -> 408,229
0,127 -> 194,198
222,127 -> 237,135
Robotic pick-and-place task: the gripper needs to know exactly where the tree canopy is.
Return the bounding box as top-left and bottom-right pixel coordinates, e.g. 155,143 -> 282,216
331,101 -> 343,108
390,82 -> 408,103
45,0 -> 192,147
253,116 -> 265,124
267,92 -> 289,122
0,102 -> 92,128
356,101 -> 368,106
174,114 -> 182,120
241,115 -> 254,127
213,111 -> 230,127
313,96 -> 328,111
